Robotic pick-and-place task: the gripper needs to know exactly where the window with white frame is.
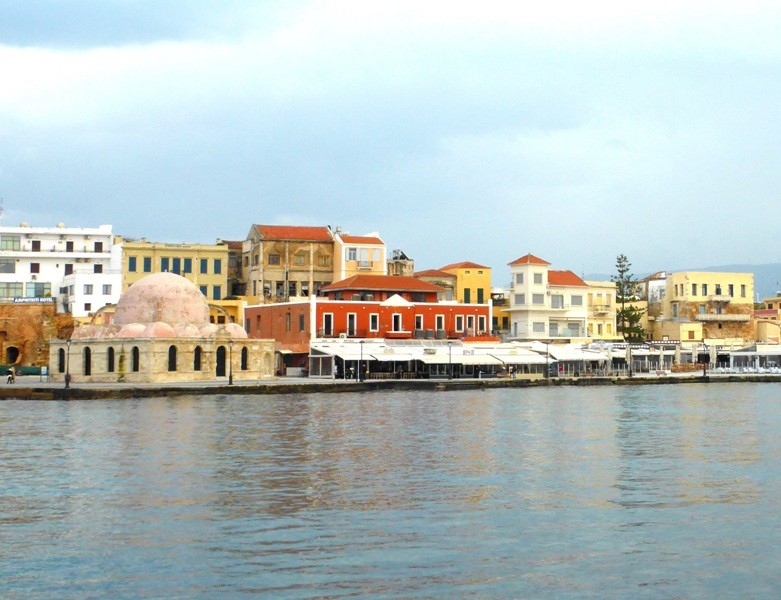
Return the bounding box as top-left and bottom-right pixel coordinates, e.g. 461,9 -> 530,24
478,315 -> 487,333
435,315 -> 445,331
322,313 -> 333,336
369,313 -> 379,332
347,313 -> 357,336
533,273 -> 543,284
515,273 -> 523,285
532,293 -> 545,305
415,315 -> 424,330
514,293 -> 525,305
466,315 -> 475,334
455,315 -> 464,332
571,295 -> 583,306
533,321 -> 545,333
102,284 -> 112,295
347,247 -> 357,261
83,284 -> 93,295
392,313 -> 404,331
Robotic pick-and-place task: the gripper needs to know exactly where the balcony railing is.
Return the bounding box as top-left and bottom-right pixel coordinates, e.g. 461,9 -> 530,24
708,295 -> 732,303
695,313 -> 749,322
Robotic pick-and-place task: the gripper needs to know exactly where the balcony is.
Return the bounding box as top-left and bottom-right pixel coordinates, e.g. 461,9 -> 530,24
592,304 -> 612,315
708,295 -> 732,303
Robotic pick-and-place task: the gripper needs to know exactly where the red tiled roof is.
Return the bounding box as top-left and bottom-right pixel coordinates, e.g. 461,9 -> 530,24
321,275 -> 444,293
508,253 -> 550,266
440,261 -> 490,270
415,269 -> 456,279
223,240 -> 243,250
548,270 -> 588,287
254,225 -> 332,242
339,234 -> 384,245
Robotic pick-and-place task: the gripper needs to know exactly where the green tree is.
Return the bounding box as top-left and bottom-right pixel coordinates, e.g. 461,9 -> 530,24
611,254 -> 646,342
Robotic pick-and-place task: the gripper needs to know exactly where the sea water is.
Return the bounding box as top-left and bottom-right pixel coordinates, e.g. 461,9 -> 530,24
2,383 -> 780,598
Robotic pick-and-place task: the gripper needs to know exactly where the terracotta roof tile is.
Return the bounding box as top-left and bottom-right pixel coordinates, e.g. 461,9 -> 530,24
440,261 -> 491,270
415,269 -> 456,278
508,253 -> 550,266
548,270 -> 588,287
321,275 -> 444,293
339,234 -> 384,245
254,225 -> 332,242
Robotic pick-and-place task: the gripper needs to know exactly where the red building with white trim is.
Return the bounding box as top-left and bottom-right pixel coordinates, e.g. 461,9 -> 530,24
245,275 -> 496,374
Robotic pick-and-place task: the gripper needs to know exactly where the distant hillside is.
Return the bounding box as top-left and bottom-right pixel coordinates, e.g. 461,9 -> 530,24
586,264 -> 781,302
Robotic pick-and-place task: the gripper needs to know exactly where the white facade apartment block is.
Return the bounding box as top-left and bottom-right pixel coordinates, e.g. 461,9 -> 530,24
0,223 -> 122,317
506,255 -> 589,340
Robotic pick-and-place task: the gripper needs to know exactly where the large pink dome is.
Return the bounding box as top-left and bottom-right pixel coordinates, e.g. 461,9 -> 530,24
114,272 -> 210,326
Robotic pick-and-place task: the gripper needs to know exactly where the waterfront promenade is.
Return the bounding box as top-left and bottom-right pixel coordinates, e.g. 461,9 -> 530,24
2,370 -> 780,401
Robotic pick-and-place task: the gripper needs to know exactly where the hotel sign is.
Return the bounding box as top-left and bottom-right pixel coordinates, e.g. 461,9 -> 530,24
12,297 -> 55,304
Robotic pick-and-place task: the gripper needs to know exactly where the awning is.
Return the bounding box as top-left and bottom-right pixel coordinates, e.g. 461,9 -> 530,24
490,352 -> 547,365
370,353 -> 417,362
416,354 -> 504,366
548,347 -> 608,362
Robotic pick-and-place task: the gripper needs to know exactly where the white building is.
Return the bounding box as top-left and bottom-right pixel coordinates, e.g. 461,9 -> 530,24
0,222 -> 122,318
505,254 -> 590,341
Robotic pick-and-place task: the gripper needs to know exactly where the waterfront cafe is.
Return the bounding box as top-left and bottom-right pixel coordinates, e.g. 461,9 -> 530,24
308,339 -> 550,379
726,344 -> 781,372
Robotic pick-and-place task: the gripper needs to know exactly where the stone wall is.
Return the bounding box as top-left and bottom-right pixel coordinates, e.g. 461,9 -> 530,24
0,302 -> 75,366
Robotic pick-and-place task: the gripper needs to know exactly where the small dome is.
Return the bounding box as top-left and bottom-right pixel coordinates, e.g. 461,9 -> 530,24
143,322 -> 176,338
115,272 -> 210,326
173,323 -> 202,338
118,323 -> 146,338
71,325 -> 98,339
224,323 -> 248,339
199,323 -> 219,337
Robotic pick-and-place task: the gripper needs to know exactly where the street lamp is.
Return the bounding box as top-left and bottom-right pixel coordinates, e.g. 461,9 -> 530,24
65,339 -> 72,388
228,339 -> 234,385
359,340 -> 365,382
447,340 -> 453,379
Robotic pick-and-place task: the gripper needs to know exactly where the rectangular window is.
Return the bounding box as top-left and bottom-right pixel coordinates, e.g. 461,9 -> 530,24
699,304 -> 706,314
94,241 -> 103,253
183,258 -> 192,273
715,284 -> 722,295
65,264 -> 73,275
515,273 -> 523,285
83,284 -> 93,295
478,315 -> 487,333
288,282 -> 297,297
172,258 -> 181,274
27,282 -> 51,298
128,256 -> 137,272
514,293 -> 525,305
435,315 -> 444,331
370,313 -> 379,332
161,257 -> 170,272
317,255 -> 331,267
0,235 -> 20,250
533,273 -> 543,284
571,295 -> 583,306
268,254 -> 281,265
285,313 -> 291,332
301,282 -> 309,296
741,284 -> 746,298
143,257 -> 152,272
533,322 -> 545,333
66,240 -> 74,252
702,283 -> 708,296
32,240 -> 41,252
294,253 -> 306,266
200,258 -> 208,274
464,288 -> 471,303
347,313 -> 357,336
728,284 -> 734,297
415,315 -> 424,330
93,264 -> 103,274
322,313 -> 333,336
299,314 -> 305,332
31,263 -> 40,274
0,282 -> 23,297
347,247 -> 357,261
551,294 -> 564,308
533,294 -> 545,305
455,315 -> 464,332
477,288 -> 484,303
692,283 -> 697,296
103,284 -> 112,295
214,259 -> 222,275
392,313 -> 404,331
200,285 -> 208,296
212,285 -> 221,300
0,259 -> 14,274
84,303 -> 92,312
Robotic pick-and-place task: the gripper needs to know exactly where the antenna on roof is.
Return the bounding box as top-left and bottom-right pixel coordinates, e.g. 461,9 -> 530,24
0,198 -> 4,228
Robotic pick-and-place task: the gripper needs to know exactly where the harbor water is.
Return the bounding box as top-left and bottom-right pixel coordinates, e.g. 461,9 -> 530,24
2,383 -> 781,598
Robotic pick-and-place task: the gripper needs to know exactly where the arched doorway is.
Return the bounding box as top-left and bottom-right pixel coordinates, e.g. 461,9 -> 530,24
6,346 -> 19,364
216,345 -> 226,377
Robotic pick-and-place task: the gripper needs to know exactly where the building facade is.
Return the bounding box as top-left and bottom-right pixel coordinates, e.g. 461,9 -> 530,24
440,261 -> 492,305
0,222 -> 121,318
505,254 -> 589,341
585,280 -> 619,341
332,230 -> 387,280
243,224 -> 335,303
119,238 -> 229,302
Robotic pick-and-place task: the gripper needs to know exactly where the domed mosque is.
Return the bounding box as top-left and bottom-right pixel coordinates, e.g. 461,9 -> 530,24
49,272 -> 275,384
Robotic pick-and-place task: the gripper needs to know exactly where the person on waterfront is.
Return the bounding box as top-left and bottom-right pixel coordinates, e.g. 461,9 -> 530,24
6,366 -> 15,384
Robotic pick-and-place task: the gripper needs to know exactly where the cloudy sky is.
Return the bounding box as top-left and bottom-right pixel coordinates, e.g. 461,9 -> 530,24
2,1 -> 780,281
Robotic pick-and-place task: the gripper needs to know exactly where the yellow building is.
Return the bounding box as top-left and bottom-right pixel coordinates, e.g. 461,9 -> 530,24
655,271 -> 754,344
119,238 -> 230,302
440,262 -> 492,305
585,280 -> 619,341
332,230 -> 387,280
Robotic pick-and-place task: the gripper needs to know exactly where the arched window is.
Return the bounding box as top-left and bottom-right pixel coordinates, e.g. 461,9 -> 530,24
107,347 -> 115,372
132,346 -> 140,372
241,347 -> 248,370
194,346 -> 202,371
168,345 -> 177,372
216,345 -> 226,377
58,348 -> 66,373
83,347 -> 92,376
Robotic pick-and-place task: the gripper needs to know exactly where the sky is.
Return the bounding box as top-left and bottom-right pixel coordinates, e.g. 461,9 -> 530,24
2,1 -> 781,283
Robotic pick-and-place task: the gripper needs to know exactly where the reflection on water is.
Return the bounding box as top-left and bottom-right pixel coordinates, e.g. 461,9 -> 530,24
2,384 -> 781,598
